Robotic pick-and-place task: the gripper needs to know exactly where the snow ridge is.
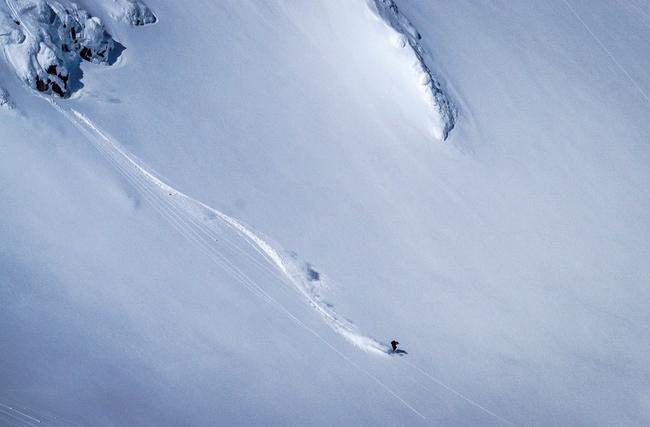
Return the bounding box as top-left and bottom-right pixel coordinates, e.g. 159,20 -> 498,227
51,100 -> 391,356
370,0 -> 456,140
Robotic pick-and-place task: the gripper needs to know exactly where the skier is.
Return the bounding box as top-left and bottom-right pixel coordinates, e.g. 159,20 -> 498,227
391,340 -> 399,352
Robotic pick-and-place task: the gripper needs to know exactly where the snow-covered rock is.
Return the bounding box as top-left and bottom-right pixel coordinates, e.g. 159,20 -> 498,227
0,9 -> 24,44
118,0 -> 156,26
370,0 -> 456,140
97,0 -> 156,26
3,0 -> 124,97
0,87 -> 14,108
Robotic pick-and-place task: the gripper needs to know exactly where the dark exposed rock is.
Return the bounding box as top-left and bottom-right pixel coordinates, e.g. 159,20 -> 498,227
51,82 -> 64,96
79,46 -> 91,61
36,76 -> 48,92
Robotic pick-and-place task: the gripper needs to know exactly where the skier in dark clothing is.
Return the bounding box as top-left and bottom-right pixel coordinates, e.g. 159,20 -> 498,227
391,340 -> 399,352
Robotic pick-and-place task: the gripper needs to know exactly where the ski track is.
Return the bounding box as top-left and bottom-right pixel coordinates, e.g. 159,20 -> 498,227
52,101 -> 389,354
0,396 -> 90,427
44,99 -> 520,425
562,0 -> 650,108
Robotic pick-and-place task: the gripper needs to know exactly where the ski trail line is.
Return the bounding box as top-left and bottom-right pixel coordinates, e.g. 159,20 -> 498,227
57,104 -> 308,329
402,360 -> 517,426
0,406 -> 42,427
47,100 -> 519,423
48,100 -> 425,420
562,0 -> 650,106
69,103 -> 378,349
0,395 -> 101,427
311,334 -> 425,419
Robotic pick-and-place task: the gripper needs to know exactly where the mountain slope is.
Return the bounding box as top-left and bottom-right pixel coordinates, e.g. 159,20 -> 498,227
1,0 -> 649,425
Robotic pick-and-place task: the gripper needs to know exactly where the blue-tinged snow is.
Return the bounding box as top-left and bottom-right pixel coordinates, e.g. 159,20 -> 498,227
1,0 -> 649,426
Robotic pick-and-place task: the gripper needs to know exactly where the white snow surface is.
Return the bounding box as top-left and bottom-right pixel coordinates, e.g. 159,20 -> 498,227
1,0 -> 650,426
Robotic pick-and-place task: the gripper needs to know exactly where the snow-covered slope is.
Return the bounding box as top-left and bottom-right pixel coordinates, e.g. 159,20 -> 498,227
1,0 -> 649,426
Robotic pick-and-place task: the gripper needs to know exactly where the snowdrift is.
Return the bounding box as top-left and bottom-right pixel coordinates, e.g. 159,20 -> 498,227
370,0 -> 455,140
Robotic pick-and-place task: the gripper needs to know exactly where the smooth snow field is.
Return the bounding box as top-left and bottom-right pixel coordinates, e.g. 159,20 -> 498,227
1,0 -> 649,426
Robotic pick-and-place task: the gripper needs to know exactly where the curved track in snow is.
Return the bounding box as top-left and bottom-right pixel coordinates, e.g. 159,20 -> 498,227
42,98 -> 516,425
48,99 -> 391,356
